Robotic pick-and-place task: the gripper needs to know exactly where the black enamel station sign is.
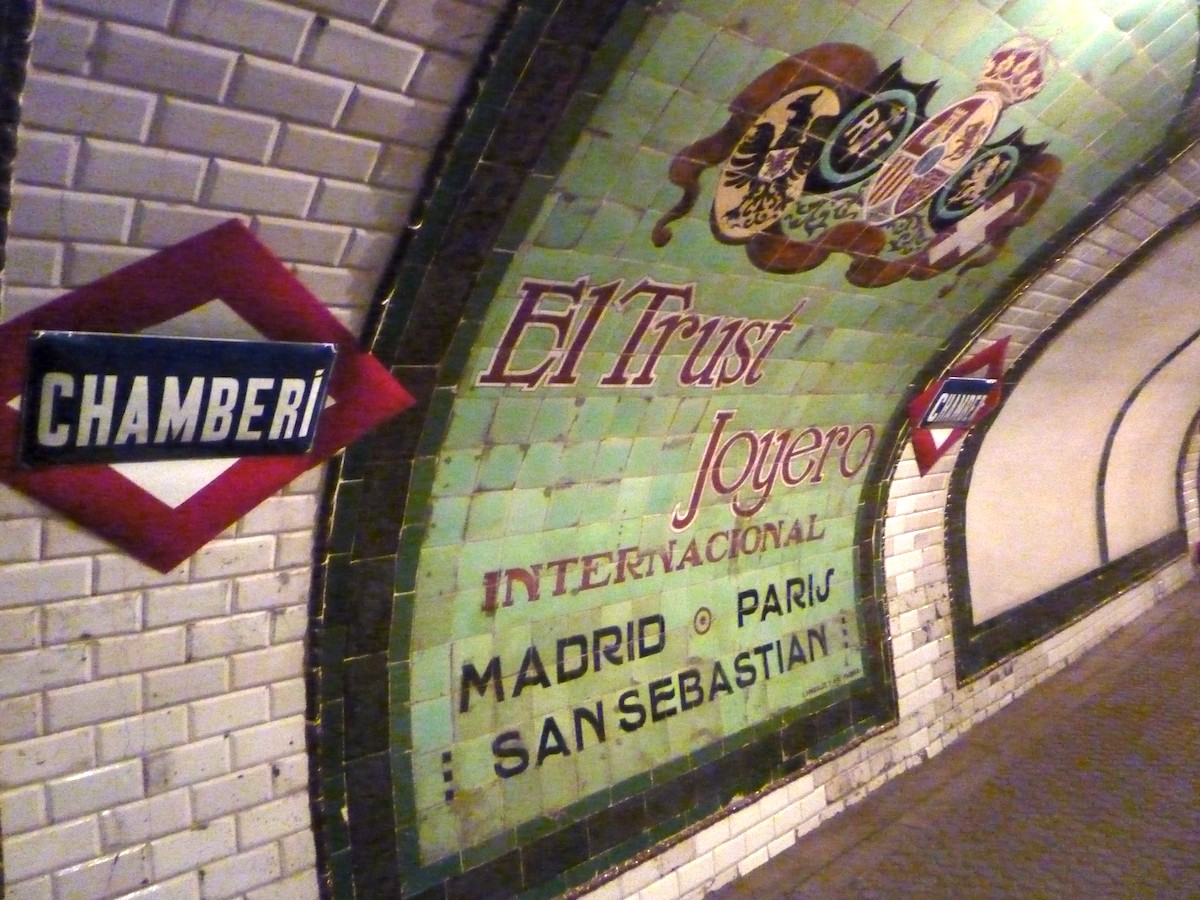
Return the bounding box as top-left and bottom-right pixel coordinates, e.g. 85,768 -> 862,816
21,331 -> 336,466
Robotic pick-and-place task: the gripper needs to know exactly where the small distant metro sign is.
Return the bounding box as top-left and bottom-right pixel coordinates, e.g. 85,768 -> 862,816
908,337 -> 1008,476
0,221 -> 413,571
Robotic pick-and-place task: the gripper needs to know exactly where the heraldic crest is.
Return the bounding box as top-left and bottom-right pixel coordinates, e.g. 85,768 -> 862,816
652,37 -> 1060,291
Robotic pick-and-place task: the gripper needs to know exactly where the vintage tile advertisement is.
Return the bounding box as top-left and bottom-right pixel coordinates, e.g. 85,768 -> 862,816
362,0 -> 1198,890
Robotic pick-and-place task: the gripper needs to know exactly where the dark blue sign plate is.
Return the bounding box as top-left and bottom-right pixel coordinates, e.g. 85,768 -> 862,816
919,376 -> 997,428
21,331 -> 336,465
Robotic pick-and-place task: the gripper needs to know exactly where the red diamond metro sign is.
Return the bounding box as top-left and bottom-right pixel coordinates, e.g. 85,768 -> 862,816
0,221 -> 413,571
908,337 -> 1008,476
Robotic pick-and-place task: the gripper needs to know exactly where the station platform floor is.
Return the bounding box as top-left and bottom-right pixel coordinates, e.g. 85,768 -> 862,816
711,579 -> 1200,899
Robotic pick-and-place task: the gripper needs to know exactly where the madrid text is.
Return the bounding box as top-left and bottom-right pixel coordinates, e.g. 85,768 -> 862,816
461,576 -> 839,779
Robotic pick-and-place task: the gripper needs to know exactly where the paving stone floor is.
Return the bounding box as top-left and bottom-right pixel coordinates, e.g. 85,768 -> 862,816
711,580 -> 1200,899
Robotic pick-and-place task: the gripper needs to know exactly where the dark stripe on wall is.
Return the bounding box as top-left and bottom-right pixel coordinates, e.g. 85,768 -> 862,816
0,0 -> 35,274
1096,324 -> 1200,563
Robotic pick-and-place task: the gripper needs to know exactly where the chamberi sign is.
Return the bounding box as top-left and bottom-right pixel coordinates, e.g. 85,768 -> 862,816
22,331 -> 336,466
0,220 -> 413,571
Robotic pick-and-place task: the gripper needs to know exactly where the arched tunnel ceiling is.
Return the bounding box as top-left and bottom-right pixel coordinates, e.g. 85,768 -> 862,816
314,2 -> 1200,896
967,214 -> 1200,623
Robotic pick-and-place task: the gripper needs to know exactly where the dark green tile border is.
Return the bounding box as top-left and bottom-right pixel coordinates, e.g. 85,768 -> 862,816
949,531 -> 1187,682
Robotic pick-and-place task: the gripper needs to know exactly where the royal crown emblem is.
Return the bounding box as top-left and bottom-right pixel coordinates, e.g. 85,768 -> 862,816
653,38 -> 1060,291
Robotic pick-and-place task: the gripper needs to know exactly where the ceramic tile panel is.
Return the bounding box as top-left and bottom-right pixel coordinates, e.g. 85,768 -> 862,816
311,0 -> 1200,897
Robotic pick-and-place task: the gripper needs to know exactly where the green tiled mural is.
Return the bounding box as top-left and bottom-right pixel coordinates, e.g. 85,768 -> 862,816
314,1 -> 1200,896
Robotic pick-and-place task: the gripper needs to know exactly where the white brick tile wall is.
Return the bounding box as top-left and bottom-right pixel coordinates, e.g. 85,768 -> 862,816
191,767 -> 273,821
246,869 -> 321,900
229,56 -> 354,127
144,659 -> 230,710
11,184 -> 135,242
232,569 -> 310,612
190,535 -> 278,580
0,558 -> 92,608
46,674 -> 142,731
303,19 -> 422,92
95,554 -> 190,594
311,178 -> 411,229
30,7 -> 98,75
203,160 -> 318,217
0,608 -> 39,651
270,677 -> 307,718
97,23 -> 238,101
270,606 -> 308,644
339,84 -> 418,140
47,759 -> 144,820
279,829 -> 316,876
3,238 -> 64,286
177,0 -> 316,62
79,139 -> 208,202
197,843 -> 282,898
253,216 -> 351,266
52,0 -> 174,29
0,2 -> 475,896
0,695 -> 43,743
231,643 -> 305,689
235,792 -> 311,848
155,97 -> 279,164
274,123 -> 379,179
96,628 -> 187,678
283,468 -> 324,495
133,202 -> 249,247
269,752 -> 310,796
341,226 -> 395,268
99,789 -> 192,849
190,686 -> 271,739
229,716 -> 305,769
22,72 -> 156,142
144,736 -> 232,795
298,0 -> 387,25
0,784 -> 49,835
373,142 -> 432,191
3,817 -> 101,881
53,847 -> 153,900
381,0 -> 502,56
65,242 -> 154,287
189,611 -> 272,659
96,710 -> 189,763
290,263 -> 376,308
120,871 -> 203,899
144,581 -> 232,630
3,877 -> 53,900
237,494 -> 321,536
12,130 -> 80,187
0,645 -> 91,700
150,815 -> 237,879
408,50 -> 474,105
42,517 -> 116,558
